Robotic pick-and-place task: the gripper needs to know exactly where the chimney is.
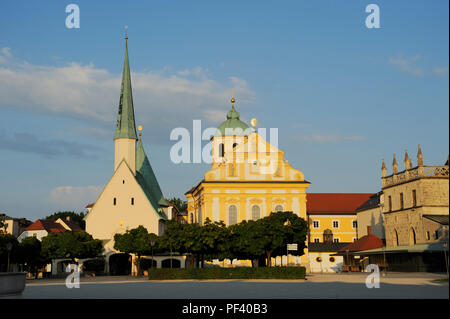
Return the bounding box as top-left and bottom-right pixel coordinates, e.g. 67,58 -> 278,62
367,226 -> 372,236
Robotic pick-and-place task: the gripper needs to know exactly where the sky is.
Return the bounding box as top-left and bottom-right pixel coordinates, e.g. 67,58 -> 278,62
0,0 -> 448,221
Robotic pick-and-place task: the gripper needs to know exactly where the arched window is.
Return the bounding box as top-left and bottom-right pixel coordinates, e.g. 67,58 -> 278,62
409,227 -> 416,245
274,205 -> 283,212
393,229 -> 399,247
228,205 -> 238,225
251,205 -> 261,220
219,143 -> 225,157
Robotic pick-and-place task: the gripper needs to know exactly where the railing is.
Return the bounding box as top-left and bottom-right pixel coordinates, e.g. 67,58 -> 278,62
383,166 -> 449,187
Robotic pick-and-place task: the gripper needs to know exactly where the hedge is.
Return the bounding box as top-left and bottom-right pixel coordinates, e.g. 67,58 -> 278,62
147,266 -> 306,280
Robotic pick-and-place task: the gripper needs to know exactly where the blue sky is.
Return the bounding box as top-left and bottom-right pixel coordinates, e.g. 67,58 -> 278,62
0,1 -> 448,220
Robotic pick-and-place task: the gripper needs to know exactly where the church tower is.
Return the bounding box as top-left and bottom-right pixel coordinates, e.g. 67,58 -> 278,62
114,35 -> 138,175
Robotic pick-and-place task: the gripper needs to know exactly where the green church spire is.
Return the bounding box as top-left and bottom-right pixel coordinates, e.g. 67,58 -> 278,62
114,35 -> 138,140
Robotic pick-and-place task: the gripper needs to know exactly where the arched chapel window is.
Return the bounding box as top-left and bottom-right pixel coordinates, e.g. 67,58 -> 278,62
274,205 -> 283,212
252,205 -> 261,220
228,205 -> 238,225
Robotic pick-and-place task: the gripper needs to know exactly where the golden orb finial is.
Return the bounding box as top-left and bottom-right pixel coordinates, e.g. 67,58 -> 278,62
124,25 -> 128,40
250,118 -> 258,128
138,125 -> 142,140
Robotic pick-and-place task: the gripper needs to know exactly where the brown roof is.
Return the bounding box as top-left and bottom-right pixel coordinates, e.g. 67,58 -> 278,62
307,193 -> 374,214
60,219 -> 83,231
337,234 -> 384,253
26,220 -> 66,233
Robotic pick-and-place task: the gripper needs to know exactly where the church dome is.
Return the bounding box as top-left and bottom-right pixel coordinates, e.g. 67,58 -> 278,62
214,99 -> 250,137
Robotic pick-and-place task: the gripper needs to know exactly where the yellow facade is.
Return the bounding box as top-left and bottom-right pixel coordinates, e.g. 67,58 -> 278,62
308,214 -> 358,244
186,106 -> 310,267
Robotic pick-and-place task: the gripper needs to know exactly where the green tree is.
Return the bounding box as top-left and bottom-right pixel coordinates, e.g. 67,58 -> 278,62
0,234 -> 19,271
41,231 -> 103,262
44,211 -> 86,230
114,226 -> 152,275
258,211 -> 308,266
167,197 -> 188,212
159,220 -> 199,267
229,220 -> 266,267
0,218 -> 7,233
17,237 -> 47,278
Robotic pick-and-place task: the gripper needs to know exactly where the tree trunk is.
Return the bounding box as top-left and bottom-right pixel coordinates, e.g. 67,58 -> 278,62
137,254 -> 141,276
266,250 -> 272,267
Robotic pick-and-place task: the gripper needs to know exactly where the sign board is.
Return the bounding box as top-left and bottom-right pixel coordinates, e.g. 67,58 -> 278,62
287,244 -> 298,251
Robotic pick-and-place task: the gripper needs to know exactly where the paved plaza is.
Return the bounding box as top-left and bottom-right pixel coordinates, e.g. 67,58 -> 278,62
14,272 -> 449,299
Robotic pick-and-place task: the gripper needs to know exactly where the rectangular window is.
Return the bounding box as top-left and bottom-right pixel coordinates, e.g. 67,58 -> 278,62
313,220 -> 320,228
314,238 -> 320,243
352,220 -> 357,229
400,193 -> 404,210
113,198 -> 117,206
388,196 -> 392,211
412,190 -> 417,207
131,198 -> 134,205
426,231 -> 430,240
435,231 -> 439,239
332,220 -> 339,229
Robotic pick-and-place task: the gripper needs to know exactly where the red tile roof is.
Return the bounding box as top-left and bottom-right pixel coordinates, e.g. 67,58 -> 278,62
337,234 -> 384,253
306,193 -> 374,214
25,220 -> 66,233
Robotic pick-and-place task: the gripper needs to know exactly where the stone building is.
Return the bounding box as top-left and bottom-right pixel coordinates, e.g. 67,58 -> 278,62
381,145 -> 449,248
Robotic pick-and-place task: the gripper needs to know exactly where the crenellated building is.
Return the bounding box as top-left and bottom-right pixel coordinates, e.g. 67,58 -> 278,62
381,145 -> 449,248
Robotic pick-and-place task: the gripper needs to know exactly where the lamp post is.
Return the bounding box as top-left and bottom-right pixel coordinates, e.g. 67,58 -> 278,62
346,249 -> 349,273
382,245 -> 387,277
6,243 -> 12,272
443,241 -> 449,279
150,239 -> 155,269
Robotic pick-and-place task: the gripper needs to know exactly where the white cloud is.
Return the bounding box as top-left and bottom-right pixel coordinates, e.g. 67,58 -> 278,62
388,55 -> 423,77
48,185 -> 103,210
0,49 -> 255,142
433,65 -> 449,76
0,47 -> 12,64
298,134 -> 366,143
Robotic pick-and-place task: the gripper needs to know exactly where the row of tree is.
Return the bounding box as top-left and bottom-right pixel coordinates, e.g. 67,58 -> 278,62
0,231 -> 103,276
113,211 -> 308,274
1,210 -> 307,276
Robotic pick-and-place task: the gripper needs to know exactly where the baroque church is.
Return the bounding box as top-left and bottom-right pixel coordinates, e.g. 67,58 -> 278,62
185,97 -> 311,267
84,36 -> 170,273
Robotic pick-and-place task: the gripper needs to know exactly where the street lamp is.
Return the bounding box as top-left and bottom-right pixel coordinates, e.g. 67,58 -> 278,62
382,245 -> 387,277
6,243 -> 13,272
443,241 -> 449,279
150,239 -> 155,269
346,249 -> 349,273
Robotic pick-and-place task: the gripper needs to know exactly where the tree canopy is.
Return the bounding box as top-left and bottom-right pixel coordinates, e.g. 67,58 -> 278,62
167,197 -> 188,213
41,231 -> 102,261
44,211 -> 86,230
114,225 -> 156,274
